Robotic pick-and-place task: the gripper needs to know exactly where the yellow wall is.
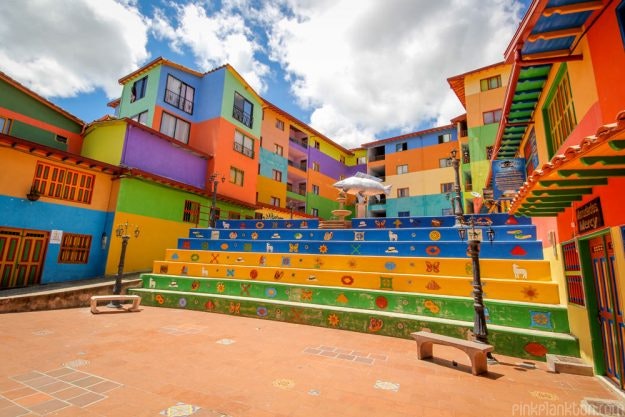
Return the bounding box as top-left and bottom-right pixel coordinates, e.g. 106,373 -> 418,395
387,168 -> 455,196
464,64 -> 512,128
82,121 -> 127,166
256,175 -> 286,205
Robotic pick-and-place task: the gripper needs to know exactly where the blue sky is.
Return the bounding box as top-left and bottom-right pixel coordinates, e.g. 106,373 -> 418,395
0,0 -> 530,148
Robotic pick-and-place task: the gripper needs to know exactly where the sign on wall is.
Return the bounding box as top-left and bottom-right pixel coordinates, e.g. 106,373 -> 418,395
492,159 -> 527,200
576,197 -> 604,234
50,230 -> 63,244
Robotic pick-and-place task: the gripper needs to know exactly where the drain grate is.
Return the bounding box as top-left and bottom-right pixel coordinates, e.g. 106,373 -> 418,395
581,398 -> 625,417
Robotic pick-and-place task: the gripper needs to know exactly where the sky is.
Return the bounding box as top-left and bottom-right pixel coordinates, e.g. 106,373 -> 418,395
0,0 -> 530,149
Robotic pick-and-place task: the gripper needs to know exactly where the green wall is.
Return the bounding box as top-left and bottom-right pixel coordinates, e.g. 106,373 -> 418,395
117,66 -> 162,124
221,70 -> 262,139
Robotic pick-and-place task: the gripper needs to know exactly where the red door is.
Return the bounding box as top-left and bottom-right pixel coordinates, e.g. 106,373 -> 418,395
0,228 -> 48,289
590,234 -> 625,389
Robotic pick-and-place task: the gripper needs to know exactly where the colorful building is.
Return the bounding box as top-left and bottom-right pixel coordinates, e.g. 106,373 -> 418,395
361,125 -> 458,217
489,0 -> 625,391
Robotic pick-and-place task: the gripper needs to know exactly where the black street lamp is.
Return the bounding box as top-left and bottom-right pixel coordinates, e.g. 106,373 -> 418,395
457,216 -> 497,363
209,173 -> 226,228
108,221 -> 140,308
287,200 -> 296,219
449,149 -> 464,225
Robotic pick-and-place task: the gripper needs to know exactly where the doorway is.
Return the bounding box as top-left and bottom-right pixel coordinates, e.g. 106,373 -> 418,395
0,227 -> 49,289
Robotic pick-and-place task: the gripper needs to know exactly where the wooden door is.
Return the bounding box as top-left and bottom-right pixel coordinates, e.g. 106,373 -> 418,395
0,227 -> 48,289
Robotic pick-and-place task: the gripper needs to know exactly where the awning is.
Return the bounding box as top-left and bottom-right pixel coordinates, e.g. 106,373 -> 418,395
510,110 -> 625,216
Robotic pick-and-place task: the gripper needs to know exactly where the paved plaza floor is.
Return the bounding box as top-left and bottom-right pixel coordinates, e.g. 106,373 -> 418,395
0,306 -> 623,417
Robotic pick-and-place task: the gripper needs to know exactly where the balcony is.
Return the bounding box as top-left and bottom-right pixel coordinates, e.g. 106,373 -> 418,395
164,89 -> 193,114
289,137 -> 308,148
233,142 -> 254,158
233,105 -> 253,128
288,160 -> 307,172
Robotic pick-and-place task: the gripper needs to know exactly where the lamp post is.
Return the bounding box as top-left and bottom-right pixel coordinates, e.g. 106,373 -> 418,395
458,217 -> 497,362
108,221 -> 140,308
287,200 -> 296,219
209,173 -> 226,228
449,149 -> 464,225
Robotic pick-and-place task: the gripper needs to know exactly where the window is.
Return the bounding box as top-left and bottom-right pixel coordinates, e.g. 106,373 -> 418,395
32,161 -> 95,204
131,111 -> 148,125
230,167 -> 244,186
160,112 -> 190,144
228,211 -> 241,219
397,187 -> 409,198
312,184 -> 320,195
131,76 -> 148,102
233,92 -> 254,128
438,133 -> 452,143
0,116 -> 12,134
312,162 -> 320,172
544,66 -> 577,156
314,141 -> 320,149
441,182 -> 453,193
480,75 -> 502,91
182,200 -> 200,224
398,211 -> 410,217
562,241 -> 585,306
276,119 -> 285,130
272,169 -> 282,182
439,158 -> 452,168
396,142 -> 407,152
397,164 -> 408,175
58,233 -> 92,264
357,156 -> 366,165
234,131 -> 255,158
270,196 -> 280,207
483,109 -> 503,125
340,156 -> 346,164
311,208 -> 319,217
275,144 -> 283,156
164,75 -> 194,114
55,135 -> 67,144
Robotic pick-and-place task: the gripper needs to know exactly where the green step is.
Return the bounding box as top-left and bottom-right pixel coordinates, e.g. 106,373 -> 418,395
129,286 -> 578,361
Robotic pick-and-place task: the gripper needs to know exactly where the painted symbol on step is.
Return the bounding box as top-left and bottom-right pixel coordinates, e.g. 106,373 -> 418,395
266,243 -> 274,253
384,262 -> 396,271
205,300 -> 215,311
178,298 -> 187,308
286,222 -> 293,228
300,221 -> 308,228
358,220 -> 367,228
375,296 -> 388,309
207,254 -> 218,265
182,241 -> 191,249
429,230 -> 441,241
425,280 -> 440,290
256,221 -> 264,229
259,255 -> 266,266
301,290 -> 313,301
368,318 -> 384,333
307,275 -> 317,282
229,232 -> 238,239
385,246 -> 398,254
242,243 -> 252,252
250,269 -> 258,279
180,266 -> 188,275
229,302 -> 241,315
201,242 -> 209,250
221,221 -> 230,229
431,219 -> 441,227
512,264 -> 528,279
155,294 -> 165,305
226,269 -> 235,277
241,283 -> 251,296
159,265 -> 169,274
282,256 -> 291,266
510,245 -> 527,256
465,262 -> 473,275
522,286 -> 538,300
274,270 -> 284,280
328,313 -> 340,327
388,231 -> 398,241
351,244 -> 361,254
506,216 -> 519,225
216,282 -> 225,293
318,244 -> 328,254
171,253 -> 179,260
240,223 -> 246,229
291,308 -> 304,322
380,277 -> 393,290
393,219 -> 402,228
191,280 -> 200,291
257,306 -> 268,317
354,231 -> 365,241
272,222 -> 279,229
149,277 -> 156,288
341,276 -> 354,286
524,342 -> 548,357
336,293 -> 349,304
530,311 -> 552,329
375,219 -> 386,228
190,253 -> 200,262
323,232 -> 334,241
271,233 -> 281,239
424,300 -> 440,314
425,261 -> 440,273
251,232 -> 259,240
201,267 -> 208,277
294,233 -> 303,240
289,243 -> 299,253
266,287 -> 277,298
425,246 -> 441,256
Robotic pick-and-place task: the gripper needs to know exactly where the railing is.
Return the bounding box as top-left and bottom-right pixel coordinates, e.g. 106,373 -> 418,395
233,142 -> 254,158
287,160 -> 307,172
289,137 -> 308,148
371,154 -> 385,161
232,106 -> 253,128
164,89 -> 194,114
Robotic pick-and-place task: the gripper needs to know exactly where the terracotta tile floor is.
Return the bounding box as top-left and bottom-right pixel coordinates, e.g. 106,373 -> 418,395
0,306 -> 622,417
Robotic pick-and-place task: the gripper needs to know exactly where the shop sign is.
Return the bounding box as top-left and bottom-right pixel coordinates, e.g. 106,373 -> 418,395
576,197 -> 604,234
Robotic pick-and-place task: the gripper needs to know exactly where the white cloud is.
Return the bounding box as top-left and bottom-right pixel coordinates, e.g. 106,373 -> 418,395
263,0 -> 524,147
150,2 -> 270,94
0,0 -> 150,100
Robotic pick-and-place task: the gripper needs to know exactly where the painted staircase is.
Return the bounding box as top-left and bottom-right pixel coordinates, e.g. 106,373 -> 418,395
129,214 -> 579,360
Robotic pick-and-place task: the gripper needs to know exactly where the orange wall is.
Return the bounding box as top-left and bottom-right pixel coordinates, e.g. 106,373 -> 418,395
308,169 -> 338,200
385,142 -> 458,173
588,1 -> 625,123
261,108 -> 290,152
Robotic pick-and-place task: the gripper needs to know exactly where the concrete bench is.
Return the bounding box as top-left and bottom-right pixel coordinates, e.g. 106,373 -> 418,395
411,331 -> 494,375
90,295 -> 141,314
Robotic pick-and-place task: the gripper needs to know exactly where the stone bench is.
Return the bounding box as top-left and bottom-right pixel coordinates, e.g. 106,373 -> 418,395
411,331 -> 494,375
90,295 -> 141,314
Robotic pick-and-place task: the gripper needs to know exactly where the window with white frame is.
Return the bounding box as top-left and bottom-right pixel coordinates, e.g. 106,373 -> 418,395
160,112 -> 190,144
234,131 -> 254,158
480,75 -> 502,91
164,75 -> 194,114
312,162 -> 320,172
441,182 -> 453,193
131,76 -> 147,102
131,111 -> 148,125
397,187 -> 409,198
230,166 -> 244,186
275,119 -> 284,130
272,169 -> 282,182
483,109 -> 503,125
275,144 -> 283,156
270,196 -> 280,207
1,116 -> 13,134
396,142 -> 407,152
312,184 -> 320,195
311,208 -> 319,217
396,164 -> 408,175
438,133 -> 452,143
439,157 -> 452,168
